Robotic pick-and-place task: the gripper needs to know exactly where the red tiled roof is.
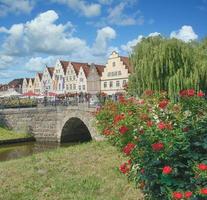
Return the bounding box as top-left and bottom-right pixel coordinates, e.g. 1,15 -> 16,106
38,73 -> 43,81
94,64 -> 105,76
8,78 -> 23,88
60,60 -> 69,75
120,56 -> 133,73
71,62 -> 89,76
47,67 -> 55,78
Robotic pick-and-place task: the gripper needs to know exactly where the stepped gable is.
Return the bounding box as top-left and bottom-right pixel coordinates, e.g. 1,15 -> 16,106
120,56 -> 132,73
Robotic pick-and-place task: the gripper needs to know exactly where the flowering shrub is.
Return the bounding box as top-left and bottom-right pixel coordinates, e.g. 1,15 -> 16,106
95,90 -> 207,199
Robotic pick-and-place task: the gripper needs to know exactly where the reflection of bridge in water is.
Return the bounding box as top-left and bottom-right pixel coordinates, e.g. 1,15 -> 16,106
0,104 -> 102,143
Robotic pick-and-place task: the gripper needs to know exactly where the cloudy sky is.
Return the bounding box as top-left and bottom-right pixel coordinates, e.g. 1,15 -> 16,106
0,0 -> 207,83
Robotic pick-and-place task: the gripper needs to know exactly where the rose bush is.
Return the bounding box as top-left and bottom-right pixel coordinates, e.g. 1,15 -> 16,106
95,90 -> 207,199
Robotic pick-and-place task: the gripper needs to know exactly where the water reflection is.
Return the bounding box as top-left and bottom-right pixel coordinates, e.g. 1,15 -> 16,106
0,142 -> 74,162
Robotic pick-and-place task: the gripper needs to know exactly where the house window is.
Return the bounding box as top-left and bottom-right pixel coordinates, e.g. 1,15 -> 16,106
70,84 -> 72,90
80,78 -> 83,82
66,85 -> 69,90
70,76 -> 72,81
116,81 -> 120,87
123,80 -> 127,86
73,75 -> 76,80
104,82 -> 107,88
59,83 -> 61,90
110,81 -> 113,88
113,62 -> 116,67
83,85 -> 85,90
118,71 -> 121,75
73,84 -> 76,90
79,85 -> 81,90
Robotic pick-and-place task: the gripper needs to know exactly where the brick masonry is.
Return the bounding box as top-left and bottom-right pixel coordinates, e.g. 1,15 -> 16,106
0,106 -> 102,142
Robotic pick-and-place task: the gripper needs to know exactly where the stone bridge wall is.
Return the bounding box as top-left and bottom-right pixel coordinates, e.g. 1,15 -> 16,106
0,106 -> 100,142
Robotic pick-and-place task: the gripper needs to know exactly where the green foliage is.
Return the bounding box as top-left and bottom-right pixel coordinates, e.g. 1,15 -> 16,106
128,36 -> 207,99
95,91 -> 207,199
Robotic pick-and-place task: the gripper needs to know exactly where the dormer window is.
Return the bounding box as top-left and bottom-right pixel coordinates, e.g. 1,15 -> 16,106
113,62 -> 116,67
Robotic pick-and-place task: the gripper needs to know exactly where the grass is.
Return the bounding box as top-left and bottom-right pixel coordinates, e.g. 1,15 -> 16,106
0,126 -> 30,140
0,141 -> 143,200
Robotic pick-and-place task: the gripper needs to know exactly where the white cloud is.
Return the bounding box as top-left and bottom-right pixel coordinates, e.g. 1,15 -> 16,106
0,0 -> 34,16
0,55 -> 14,69
1,10 -> 86,56
170,25 -> 198,42
107,2 -> 144,26
25,56 -> 57,72
92,26 -> 116,55
121,32 -> 161,52
51,0 -> 101,17
98,0 -> 113,5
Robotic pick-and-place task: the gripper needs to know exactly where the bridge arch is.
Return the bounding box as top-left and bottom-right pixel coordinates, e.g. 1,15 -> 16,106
60,117 -> 92,143
57,110 -> 97,143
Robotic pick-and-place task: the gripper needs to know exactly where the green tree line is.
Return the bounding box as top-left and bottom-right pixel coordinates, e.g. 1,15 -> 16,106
128,36 -> 207,99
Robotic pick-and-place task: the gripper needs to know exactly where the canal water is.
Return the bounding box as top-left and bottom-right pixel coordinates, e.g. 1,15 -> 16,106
0,142 -> 74,162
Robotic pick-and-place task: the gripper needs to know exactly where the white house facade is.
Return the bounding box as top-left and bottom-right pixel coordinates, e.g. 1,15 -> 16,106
41,67 -> 54,94
101,51 -> 132,95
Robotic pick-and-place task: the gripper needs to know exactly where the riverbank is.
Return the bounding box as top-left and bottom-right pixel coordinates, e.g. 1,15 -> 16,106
0,126 -> 31,141
0,141 -> 143,200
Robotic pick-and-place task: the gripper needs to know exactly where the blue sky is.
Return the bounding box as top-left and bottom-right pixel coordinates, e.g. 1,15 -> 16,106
0,0 -> 207,83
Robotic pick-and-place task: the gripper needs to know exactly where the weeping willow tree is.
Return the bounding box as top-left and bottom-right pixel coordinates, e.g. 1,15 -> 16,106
128,36 -> 207,99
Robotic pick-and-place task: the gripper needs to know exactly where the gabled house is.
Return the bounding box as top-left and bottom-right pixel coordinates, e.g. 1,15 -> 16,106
87,63 -> 105,95
101,51 -> 132,95
41,67 -> 54,94
34,73 -> 43,94
28,78 -> 35,92
77,64 -> 90,93
22,78 -> 30,94
53,60 -> 68,94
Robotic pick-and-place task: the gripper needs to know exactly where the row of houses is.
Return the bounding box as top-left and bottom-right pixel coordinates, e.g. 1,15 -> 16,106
0,51 -> 132,96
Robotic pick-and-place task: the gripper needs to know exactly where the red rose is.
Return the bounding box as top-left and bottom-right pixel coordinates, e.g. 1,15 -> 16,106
123,143 -> 136,155
187,89 -> 195,96
198,163 -> 207,171
159,99 -> 168,109
162,166 -> 172,174
119,126 -> 129,135
152,142 -> 164,151
103,129 -> 113,135
173,192 -> 183,199
184,191 -> 193,198
157,122 -> 166,130
146,120 -> 153,127
180,90 -> 188,97
140,114 -> 149,121
182,127 -> 189,132
119,162 -> 129,174
197,91 -> 204,97
200,188 -> 207,195
114,114 -> 125,124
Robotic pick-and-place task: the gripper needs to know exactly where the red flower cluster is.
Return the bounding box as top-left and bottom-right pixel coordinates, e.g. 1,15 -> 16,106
140,113 -> 149,121
200,188 -> 207,195
119,126 -> 129,135
159,99 -> 169,109
123,143 -> 136,155
114,114 -> 125,124
173,192 -> 183,199
152,142 -> 164,151
162,166 -> 172,174
197,91 -> 205,97
198,163 -> 207,171
119,162 -> 130,174
103,129 -> 113,135
157,121 -> 166,130
118,95 -> 126,104
180,89 -> 195,97
146,120 -> 153,127
173,191 -> 193,199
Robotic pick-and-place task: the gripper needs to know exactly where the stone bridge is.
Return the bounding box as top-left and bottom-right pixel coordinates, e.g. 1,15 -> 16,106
0,105 -> 102,142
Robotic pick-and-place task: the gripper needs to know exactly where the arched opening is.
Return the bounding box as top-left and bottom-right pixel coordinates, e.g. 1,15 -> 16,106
60,117 -> 92,143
